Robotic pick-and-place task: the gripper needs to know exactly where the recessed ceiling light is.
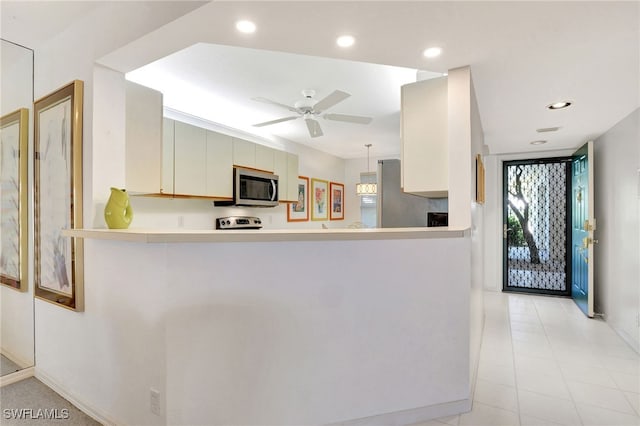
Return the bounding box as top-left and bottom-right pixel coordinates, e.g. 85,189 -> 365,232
530,140 -> 548,145
547,101 -> 572,110
336,35 -> 355,48
235,20 -> 256,34
423,47 -> 442,58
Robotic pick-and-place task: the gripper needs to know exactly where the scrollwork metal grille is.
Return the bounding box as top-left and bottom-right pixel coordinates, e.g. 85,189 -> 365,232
504,160 -> 571,295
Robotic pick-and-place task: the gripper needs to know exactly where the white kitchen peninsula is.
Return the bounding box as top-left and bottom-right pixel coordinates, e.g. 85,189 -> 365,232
62,227 -> 473,425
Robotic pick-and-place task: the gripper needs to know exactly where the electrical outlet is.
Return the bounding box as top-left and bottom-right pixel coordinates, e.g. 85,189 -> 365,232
150,388 -> 161,416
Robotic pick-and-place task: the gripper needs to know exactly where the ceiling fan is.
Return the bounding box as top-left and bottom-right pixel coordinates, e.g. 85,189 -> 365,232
251,89 -> 373,138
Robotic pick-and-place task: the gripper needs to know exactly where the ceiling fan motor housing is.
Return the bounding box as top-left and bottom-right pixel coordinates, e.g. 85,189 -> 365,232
295,89 -> 318,113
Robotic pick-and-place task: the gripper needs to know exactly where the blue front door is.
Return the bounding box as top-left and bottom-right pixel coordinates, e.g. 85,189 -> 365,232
571,141 -> 595,317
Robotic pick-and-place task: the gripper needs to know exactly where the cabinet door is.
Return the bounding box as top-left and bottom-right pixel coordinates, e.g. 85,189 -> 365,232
401,76 -> 448,197
255,144 -> 275,172
206,130 -> 233,198
232,138 -> 255,168
125,81 -> 163,193
273,151 -> 300,202
161,118 -> 174,195
174,121 -> 207,196
286,153 -> 299,202
273,150 -> 288,201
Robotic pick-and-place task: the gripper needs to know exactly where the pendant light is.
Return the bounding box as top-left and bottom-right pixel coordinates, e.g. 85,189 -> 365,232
356,144 -> 377,196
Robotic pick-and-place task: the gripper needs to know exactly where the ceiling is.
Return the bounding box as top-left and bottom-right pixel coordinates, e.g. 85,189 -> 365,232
2,1 -> 639,159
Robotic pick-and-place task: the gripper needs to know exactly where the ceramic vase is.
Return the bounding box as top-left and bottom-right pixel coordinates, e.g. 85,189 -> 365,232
104,187 -> 133,229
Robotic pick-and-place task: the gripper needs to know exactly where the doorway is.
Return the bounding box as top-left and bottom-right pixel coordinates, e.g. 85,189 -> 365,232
503,158 -> 572,296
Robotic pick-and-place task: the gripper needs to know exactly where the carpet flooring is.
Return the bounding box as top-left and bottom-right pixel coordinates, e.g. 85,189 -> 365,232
0,378 -> 101,425
0,354 -> 22,376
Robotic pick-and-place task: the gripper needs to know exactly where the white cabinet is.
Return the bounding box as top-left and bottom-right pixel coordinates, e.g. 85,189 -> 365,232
401,76 -> 448,197
255,144 -> 274,172
232,138 -> 255,168
233,138 -> 275,172
273,150 -> 300,202
128,105 -> 296,200
161,118 -> 174,194
206,130 -> 233,198
174,121 -> 207,196
125,81 -> 164,194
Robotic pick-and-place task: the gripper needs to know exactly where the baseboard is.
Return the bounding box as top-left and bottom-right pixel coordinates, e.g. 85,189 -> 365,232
0,366 -> 34,387
34,369 -> 120,426
329,398 -> 472,426
1,346 -> 33,369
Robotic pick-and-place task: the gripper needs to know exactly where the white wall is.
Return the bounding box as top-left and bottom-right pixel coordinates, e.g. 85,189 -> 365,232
447,67 -> 473,230
469,74 -> 485,387
63,235 -> 472,425
593,108 -> 640,353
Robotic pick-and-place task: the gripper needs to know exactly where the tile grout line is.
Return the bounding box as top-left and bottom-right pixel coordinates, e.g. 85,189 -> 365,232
506,294 -> 524,426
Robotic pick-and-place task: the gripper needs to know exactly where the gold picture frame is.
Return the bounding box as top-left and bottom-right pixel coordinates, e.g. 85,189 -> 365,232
476,154 -> 485,204
329,182 -> 344,220
0,109 -> 29,291
310,178 -> 329,221
34,80 -> 84,311
287,176 -> 309,222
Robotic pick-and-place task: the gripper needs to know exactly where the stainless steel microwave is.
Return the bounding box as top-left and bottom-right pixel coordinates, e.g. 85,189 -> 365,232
232,167 -> 279,207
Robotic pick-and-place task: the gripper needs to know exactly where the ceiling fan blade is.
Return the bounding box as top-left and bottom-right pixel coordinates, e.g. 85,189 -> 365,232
251,97 -> 299,113
253,116 -> 299,127
312,90 -> 350,112
305,118 -> 323,138
323,113 -> 372,125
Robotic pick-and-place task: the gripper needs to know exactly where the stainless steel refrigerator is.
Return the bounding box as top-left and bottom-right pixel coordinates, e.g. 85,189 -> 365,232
376,159 -> 448,228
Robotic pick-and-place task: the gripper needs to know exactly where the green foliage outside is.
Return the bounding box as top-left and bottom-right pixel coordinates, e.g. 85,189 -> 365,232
508,214 -> 526,246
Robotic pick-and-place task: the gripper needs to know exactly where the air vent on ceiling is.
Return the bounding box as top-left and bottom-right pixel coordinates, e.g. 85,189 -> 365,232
536,127 -> 561,133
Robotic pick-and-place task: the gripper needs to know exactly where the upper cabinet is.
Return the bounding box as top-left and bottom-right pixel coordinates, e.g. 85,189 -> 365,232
126,93 -> 298,200
232,138 -> 255,169
206,130 -> 233,198
162,118 -> 174,194
401,76 -> 448,198
273,151 -> 299,202
125,81 -> 164,194
232,138 -> 275,172
174,121 -> 207,196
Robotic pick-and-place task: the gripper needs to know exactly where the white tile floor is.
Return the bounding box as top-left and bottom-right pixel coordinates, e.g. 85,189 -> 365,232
421,291 -> 640,426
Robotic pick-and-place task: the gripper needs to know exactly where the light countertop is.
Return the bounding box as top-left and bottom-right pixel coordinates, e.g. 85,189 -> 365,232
62,227 -> 469,243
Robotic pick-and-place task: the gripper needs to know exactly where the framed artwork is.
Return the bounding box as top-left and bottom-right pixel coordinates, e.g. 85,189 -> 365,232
310,178 -> 329,221
287,176 -> 309,222
329,182 -> 345,220
476,154 -> 485,204
0,109 -> 29,291
34,80 -> 84,311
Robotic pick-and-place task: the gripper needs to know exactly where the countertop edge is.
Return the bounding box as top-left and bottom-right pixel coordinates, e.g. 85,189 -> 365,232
62,227 -> 470,243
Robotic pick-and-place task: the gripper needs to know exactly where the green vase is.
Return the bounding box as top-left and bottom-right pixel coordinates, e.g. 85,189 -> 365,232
104,187 -> 133,229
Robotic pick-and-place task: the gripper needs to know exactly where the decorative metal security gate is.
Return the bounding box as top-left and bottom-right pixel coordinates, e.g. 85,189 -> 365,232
503,159 -> 572,295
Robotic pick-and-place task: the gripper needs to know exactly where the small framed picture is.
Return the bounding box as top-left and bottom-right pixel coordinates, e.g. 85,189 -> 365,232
287,176 -> 309,222
310,178 -> 329,221
329,182 -> 345,220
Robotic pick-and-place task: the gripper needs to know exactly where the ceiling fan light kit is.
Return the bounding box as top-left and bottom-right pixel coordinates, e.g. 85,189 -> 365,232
252,89 -> 373,138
